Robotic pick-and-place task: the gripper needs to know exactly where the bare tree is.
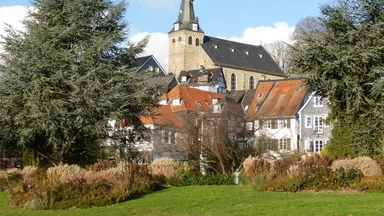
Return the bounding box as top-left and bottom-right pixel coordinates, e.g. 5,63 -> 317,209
291,16 -> 323,42
264,41 -> 292,75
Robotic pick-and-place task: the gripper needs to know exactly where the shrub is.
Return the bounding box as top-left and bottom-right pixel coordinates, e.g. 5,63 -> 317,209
354,176 -> 384,192
150,158 -> 179,180
242,156 -> 271,182
169,173 -> 234,187
372,155 -> 384,174
261,175 -> 303,192
252,174 -> 266,191
272,155 -> 299,177
287,153 -> 334,177
21,166 -> 38,180
331,156 -> 382,177
89,160 -> 116,172
0,169 -> 22,192
47,164 -> 86,183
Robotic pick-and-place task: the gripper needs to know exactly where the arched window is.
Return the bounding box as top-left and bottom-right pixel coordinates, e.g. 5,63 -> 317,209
172,38 -> 176,43
178,37 -> 182,42
195,38 -> 200,46
231,73 -> 236,91
249,76 -> 254,89
188,36 -> 192,45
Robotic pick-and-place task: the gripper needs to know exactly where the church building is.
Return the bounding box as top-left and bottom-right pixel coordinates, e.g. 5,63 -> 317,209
168,0 -> 285,91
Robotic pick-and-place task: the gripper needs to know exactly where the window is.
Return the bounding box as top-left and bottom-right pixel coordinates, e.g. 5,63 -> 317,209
196,101 -> 202,109
174,23 -> 179,31
278,139 -> 288,150
170,132 -> 175,144
313,140 -> 324,152
278,119 -> 288,129
218,74 -> 224,82
258,93 -> 263,98
195,38 -> 200,46
192,23 -> 198,31
159,99 -> 168,105
181,76 -> 187,83
172,38 -> 176,43
263,120 -> 272,129
249,76 -> 255,89
155,67 -> 160,73
314,96 -> 323,107
231,73 -> 236,91
305,116 -> 312,128
246,122 -> 253,131
314,116 -> 324,134
188,36 -> 192,45
148,66 -> 154,72
172,99 -> 181,106
178,37 -> 182,42
213,104 -> 221,113
162,130 -> 169,144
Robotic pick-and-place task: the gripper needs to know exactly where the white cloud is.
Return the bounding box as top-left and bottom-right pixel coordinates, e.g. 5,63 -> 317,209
132,0 -> 178,10
226,22 -> 295,46
131,32 -> 169,71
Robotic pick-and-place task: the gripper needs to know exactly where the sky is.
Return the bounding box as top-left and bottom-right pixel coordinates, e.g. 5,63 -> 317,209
0,0 -> 329,70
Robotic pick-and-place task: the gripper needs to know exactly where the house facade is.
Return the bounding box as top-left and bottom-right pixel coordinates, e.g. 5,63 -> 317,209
298,93 -> 332,153
178,67 -> 227,94
168,0 -> 285,91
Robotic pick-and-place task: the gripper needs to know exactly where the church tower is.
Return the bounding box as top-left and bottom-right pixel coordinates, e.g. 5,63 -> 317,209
168,0 -> 205,77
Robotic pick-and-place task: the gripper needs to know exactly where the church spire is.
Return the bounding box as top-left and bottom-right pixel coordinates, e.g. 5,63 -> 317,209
171,0 -> 203,32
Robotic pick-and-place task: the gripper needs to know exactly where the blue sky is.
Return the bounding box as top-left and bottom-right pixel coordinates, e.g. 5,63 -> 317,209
0,0 -> 329,70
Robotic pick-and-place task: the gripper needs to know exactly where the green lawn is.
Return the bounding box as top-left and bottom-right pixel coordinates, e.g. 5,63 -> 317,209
1,186 -> 384,216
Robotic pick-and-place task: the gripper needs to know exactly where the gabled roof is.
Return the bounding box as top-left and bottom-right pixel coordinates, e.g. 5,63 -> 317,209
134,55 -> 152,68
140,105 -> 183,128
245,81 -> 275,120
147,75 -> 177,94
160,85 -> 224,112
178,67 -> 225,87
256,79 -> 308,118
202,36 -> 285,77
226,90 -> 247,103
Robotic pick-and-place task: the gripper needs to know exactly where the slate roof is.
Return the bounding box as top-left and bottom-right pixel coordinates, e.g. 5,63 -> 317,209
147,75 -> 176,94
140,106 -> 183,128
241,89 -> 256,114
255,79 -> 308,119
226,90 -> 247,103
160,85 -> 224,112
134,55 -> 152,68
178,68 -> 223,86
202,36 -> 285,77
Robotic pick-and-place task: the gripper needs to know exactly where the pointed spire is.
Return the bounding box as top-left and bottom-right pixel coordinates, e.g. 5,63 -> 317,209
171,0 -> 203,32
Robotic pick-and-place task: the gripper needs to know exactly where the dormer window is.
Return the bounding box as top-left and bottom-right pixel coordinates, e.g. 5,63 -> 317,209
214,45 -> 218,49
245,105 -> 249,111
212,98 -> 218,104
172,99 -> 181,106
159,99 -> 168,105
181,76 -> 187,83
231,48 -> 235,52
155,67 -> 160,73
174,23 -> 180,31
149,66 -> 154,72
196,101 -> 202,109
245,51 -> 250,55
192,23 -> 198,31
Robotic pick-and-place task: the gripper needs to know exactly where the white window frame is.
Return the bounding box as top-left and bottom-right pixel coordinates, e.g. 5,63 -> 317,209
192,23 -> 198,31
314,116 -> 324,134
246,122 -> 253,131
278,139 -> 288,150
213,104 -> 221,113
148,66 -> 154,72
314,96 -> 324,107
172,99 -> 181,106
263,120 -> 272,129
278,119 -> 288,129
155,67 -> 160,73
313,139 -> 324,153
174,23 -> 180,31
254,120 -> 260,130
305,116 -> 312,128
181,76 -> 187,83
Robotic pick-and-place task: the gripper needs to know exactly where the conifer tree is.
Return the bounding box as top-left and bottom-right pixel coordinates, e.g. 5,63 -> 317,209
0,0 -> 153,166
290,0 -> 384,154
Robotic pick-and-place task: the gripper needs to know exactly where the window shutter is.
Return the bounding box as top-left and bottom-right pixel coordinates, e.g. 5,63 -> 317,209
287,138 -> 291,151
287,119 -> 291,129
271,139 -> 279,150
272,119 -> 277,129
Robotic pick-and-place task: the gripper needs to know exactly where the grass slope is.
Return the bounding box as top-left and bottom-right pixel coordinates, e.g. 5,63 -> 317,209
1,186 -> 384,216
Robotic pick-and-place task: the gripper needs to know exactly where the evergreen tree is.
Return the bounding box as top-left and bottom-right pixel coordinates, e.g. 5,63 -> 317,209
0,0 -> 154,166
290,0 -> 384,155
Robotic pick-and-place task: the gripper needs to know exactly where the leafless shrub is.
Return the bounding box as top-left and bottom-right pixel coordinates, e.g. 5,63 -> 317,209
21,166 -> 38,179
47,164 -> 86,183
149,158 -> 179,179
243,156 -> 271,182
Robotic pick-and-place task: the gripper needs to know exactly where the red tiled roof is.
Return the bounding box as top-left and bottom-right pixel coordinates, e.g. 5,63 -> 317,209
245,81 -> 275,120
256,79 -> 307,118
160,85 -> 224,112
140,105 -> 183,127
